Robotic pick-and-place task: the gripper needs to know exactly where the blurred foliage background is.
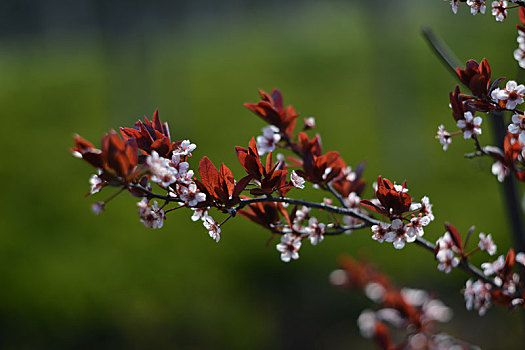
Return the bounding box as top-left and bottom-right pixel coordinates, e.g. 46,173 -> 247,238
1,0 -> 525,348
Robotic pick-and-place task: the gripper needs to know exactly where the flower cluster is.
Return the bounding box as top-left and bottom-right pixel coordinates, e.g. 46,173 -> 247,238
361,177 -> 434,249
332,256 -> 471,349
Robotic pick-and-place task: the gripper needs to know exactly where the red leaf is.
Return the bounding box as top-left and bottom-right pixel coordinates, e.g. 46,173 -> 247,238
198,156 -> 220,196
520,7 -> 525,25
219,163 -> 235,197
232,175 -> 253,199
445,222 -> 463,252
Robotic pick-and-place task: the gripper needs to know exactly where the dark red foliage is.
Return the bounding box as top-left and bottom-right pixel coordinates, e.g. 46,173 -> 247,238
196,156 -> 250,207
450,85 -> 465,122
331,161 -> 367,197
72,130 -> 139,182
456,59 -> 491,98
235,138 -> 291,196
360,176 -> 412,218
444,222 -> 464,254
120,109 -> 179,159
244,89 -> 299,138
238,201 -> 290,232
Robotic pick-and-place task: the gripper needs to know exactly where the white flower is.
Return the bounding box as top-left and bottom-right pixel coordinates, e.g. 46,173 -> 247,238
304,117 -> 316,129
514,46 -> 525,69
387,219 -> 410,249
406,215 -> 430,239
491,1 -> 507,21
516,252 -> 525,266
421,196 -> 435,222
478,233 -> 497,255
357,310 -> 376,338
173,140 -> 196,157
464,279 -> 492,315
290,170 -> 305,189
203,216 -> 221,242
137,199 -> 165,229
305,217 -> 326,245
371,222 -> 390,243
437,124 -> 451,151
276,234 -> 302,262
508,114 -> 525,143
436,249 -> 460,273
146,151 -> 178,187
179,182 -> 207,207
256,125 -> 280,155
364,282 -> 386,303
436,232 -> 455,251
481,255 -> 505,275
457,111 -> 483,139
451,0 -> 459,14
89,172 -> 106,194
191,207 -> 209,221
492,80 -> 525,110
91,201 -> 105,215
467,0 -> 486,14
492,160 -> 510,182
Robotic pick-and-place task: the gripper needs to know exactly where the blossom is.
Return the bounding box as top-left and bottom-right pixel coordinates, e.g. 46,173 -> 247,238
467,0 -> 486,15
406,215 -> 430,239
436,249 -> 460,273
303,117 -> 316,130
256,125 -> 281,155
276,234 -> 302,262
91,201 -> 105,215
173,140 -> 196,157
507,113 -> 525,143
89,173 -> 106,194
491,160 -> 510,182
464,279 -> 492,315
457,111 -> 482,139
491,80 -> 525,110
436,232 -> 455,251
305,217 -> 326,245
436,125 -> 452,151
191,207 -> 209,221
421,196 -> 435,222
357,310 -> 376,338
491,1 -> 507,21
514,45 -> 525,69
290,170 -> 305,189
451,0 -> 459,14
386,219 -> 411,249
478,232 -> 497,255
146,151 -> 178,187
371,222 -> 390,243
516,252 -> 525,266
179,182 -> 207,207
203,216 -> 221,242
481,255 -> 505,275
137,199 -> 165,229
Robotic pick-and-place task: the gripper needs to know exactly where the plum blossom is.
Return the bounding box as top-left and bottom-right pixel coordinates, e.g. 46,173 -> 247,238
436,124 -> 452,151
303,117 -> 316,129
290,170 -> 305,189
451,0 -> 460,13
406,215 -> 430,239
357,310 -> 377,338
146,151 -> 178,187
466,0 -> 486,15
507,114 -> 525,143
173,140 -> 196,157
457,111 -> 482,139
203,216 -> 221,242
481,255 -> 505,275
421,196 -> 435,222
478,232 -> 497,255
179,182 -> 206,207
191,207 -> 209,221
371,222 -> 390,243
305,217 -> 326,245
491,1 -> 507,22
256,125 -> 280,155
89,172 -> 106,194
436,249 -> 460,273
91,201 -> 105,215
386,219 -> 412,249
464,279 -> 492,315
276,233 -> 302,262
137,199 -> 165,229
492,160 -> 510,182
514,44 -> 525,69
491,81 -> 525,110
516,252 -> 525,266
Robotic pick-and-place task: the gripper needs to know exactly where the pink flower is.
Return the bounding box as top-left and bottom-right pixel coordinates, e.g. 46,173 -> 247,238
467,0 -> 486,15
290,170 -> 305,189
256,125 -> 281,155
436,249 -> 459,273
371,222 -> 390,243
457,111 -> 482,139
464,279 -> 492,315
478,232 -> 497,255
173,140 -> 196,157
507,114 -> 525,143
492,80 -> 525,110
491,1 -> 507,22
137,199 -> 165,229
437,125 -> 452,151
305,217 -> 326,245
203,216 -> 221,242
276,234 -> 302,262
179,182 -> 207,207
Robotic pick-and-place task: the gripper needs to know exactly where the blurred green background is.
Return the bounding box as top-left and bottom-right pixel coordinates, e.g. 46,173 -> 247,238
1,0 -> 525,348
